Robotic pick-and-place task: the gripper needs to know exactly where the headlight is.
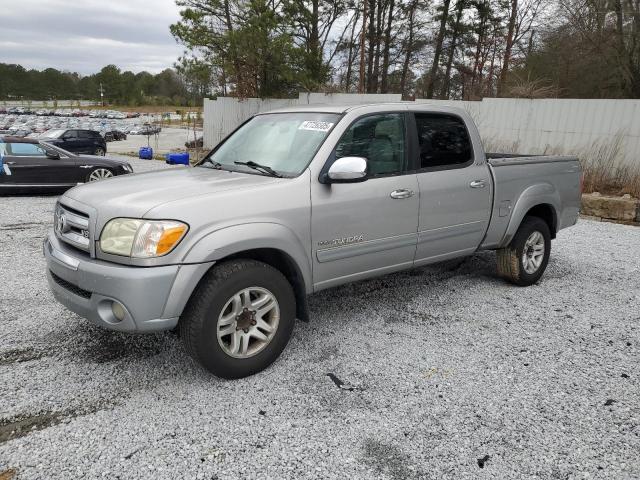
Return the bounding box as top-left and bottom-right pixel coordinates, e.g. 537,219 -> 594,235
100,218 -> 188,258
121,164 -> 133,173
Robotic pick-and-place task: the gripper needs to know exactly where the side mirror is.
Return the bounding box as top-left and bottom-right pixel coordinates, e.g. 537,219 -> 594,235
46,151 -> 60,160
326,156 -> 368,183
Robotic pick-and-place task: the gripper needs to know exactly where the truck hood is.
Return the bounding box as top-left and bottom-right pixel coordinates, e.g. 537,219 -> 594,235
63,166 -> 281,219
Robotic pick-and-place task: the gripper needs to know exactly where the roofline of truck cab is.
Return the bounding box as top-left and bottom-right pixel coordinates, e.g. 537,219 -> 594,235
259,102 -> 470,116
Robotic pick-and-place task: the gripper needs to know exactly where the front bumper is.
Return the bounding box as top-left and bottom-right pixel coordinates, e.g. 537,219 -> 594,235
44,231 -> 212,332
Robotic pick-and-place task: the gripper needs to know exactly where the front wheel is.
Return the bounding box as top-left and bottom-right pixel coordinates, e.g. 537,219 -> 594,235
180,260 -> 296,379
497,216 -> 551,286
94,147 -> 105,156
87,168 -> 114,182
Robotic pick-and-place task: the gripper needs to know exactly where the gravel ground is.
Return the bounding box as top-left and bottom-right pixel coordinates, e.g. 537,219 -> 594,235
1,159 -> 639,479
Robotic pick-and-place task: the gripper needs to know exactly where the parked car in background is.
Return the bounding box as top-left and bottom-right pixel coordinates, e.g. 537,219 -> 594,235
103,130 -> 127,142
129,124 -> 161,135
40,129 -> 107,156
185,136 -> 203,148
0,137 -> 132,194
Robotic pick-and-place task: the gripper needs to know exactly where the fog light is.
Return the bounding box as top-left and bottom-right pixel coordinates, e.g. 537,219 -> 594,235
111,302 -> 126,322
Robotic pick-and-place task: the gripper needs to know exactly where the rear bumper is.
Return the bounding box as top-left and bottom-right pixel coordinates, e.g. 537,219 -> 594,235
44,231 -> 213,332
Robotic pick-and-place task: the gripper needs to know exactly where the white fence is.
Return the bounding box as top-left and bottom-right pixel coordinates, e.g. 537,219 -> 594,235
204,95 -> 640,167
203,93 -> 401,146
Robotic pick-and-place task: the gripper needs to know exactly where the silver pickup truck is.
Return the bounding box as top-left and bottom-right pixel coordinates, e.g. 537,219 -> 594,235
45,103 -> 581,378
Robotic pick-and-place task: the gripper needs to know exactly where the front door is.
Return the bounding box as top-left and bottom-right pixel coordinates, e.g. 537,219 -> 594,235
60,130 -> 82,153
311,112 -> 419,290
411,112 -> 492,265
2,141 -> 80,186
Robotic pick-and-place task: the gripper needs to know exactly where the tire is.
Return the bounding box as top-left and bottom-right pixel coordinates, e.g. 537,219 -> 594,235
496,216 -> 551,286
87,168 -> 114,182
180,259 -> 296,379
94,147 -> 105,156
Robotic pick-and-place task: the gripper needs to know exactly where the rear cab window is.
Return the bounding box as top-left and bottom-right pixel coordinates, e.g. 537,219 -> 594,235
413,113 -> 473,170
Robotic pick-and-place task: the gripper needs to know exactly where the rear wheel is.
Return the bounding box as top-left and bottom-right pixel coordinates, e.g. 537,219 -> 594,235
87,168 -> 114,182
94,147 -> 105,156
497,216 -> 551,286
180,260 -> 296,379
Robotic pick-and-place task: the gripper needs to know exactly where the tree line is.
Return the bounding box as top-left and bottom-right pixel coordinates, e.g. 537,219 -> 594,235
171,0 -> 640,99
0,63 -> 207,105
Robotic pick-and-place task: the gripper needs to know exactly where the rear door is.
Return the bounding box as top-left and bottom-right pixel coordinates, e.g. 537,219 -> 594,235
411,112 -> 492,265
60,130 -> 82,153
78,130 -> 98,153
3,142 -> 80,186
311,112 -> 420,290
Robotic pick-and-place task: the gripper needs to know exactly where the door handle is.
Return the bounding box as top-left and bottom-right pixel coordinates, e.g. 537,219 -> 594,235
469,180 -> 486,188
5,161 -> 16,165
390,189 -> 415,199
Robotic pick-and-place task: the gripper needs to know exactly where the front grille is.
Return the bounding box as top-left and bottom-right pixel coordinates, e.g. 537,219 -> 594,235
55,203 -> 91,253
50,271 -> 92,299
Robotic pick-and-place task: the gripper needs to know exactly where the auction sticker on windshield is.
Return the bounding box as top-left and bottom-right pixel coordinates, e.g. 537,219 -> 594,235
299,121 -> 334,132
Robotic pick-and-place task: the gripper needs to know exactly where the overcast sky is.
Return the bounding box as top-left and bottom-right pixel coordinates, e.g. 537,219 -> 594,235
0,0 -> 184,74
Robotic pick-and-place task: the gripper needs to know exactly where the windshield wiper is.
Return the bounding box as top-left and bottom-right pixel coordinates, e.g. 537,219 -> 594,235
200,157 -> 224,169
234,161 -> 283,178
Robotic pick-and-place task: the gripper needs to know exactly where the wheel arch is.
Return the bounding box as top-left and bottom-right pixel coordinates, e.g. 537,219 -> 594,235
222,248 -> 309,322
525,203 -> 557,239
180,223 -> 312,321
499,183 -> 560,247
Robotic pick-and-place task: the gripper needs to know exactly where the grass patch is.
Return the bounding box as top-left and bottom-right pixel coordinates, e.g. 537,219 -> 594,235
484,133 -> 640,198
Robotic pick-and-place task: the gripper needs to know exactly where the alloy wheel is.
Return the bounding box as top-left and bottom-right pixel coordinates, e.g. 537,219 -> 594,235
522,231 -> 545,274
88,168 -> 113,181
216,287 -> 280,359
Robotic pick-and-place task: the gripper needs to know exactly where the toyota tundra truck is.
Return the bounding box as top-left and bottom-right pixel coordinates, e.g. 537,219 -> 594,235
44,103 -> 582,378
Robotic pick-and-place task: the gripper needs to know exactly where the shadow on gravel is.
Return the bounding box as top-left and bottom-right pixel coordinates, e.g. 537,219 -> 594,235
362,438 -> 426,480
0,347 -> 45,366
0,222 -> 50,231
48,323 -> 175,364
308,252 -> 499,319
0,401 -> 117,444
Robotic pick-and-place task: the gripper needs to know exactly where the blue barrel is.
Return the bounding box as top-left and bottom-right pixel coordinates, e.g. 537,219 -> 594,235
165,152 -> 190,165
139,146 -> 153,160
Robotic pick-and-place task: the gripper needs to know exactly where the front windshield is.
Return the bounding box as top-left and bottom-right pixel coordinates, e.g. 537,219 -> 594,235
201,112 -> 340,176
40,141 -> 75,157
40,129 -> 65,139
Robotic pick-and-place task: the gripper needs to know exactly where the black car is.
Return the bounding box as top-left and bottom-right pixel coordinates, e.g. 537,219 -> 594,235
40,129 -> 107,156
0,137 -> 132,194
103,130 -> 127,142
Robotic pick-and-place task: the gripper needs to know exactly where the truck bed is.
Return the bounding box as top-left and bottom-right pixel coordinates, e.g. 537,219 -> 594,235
480,153 -> 582,250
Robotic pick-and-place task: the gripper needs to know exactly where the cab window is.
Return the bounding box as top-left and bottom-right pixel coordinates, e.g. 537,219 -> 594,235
414,113 -> 473,169
335,113 -> 406,176
7,143 -> 47,157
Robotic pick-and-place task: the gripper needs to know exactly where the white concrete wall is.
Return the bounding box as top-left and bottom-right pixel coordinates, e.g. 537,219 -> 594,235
416,98 -> 640,167
204,95 -> 640,167
203,93 -> 401,146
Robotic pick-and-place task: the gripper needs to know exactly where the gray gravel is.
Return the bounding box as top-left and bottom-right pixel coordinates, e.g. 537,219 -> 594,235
1,160 -> 639,479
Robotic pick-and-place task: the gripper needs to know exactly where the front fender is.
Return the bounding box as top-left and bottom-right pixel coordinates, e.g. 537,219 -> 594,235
500,183 -> 560,247
181,222 -> 313,294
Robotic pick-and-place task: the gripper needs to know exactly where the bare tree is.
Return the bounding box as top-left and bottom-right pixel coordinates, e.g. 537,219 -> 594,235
426,0 -> 452,97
